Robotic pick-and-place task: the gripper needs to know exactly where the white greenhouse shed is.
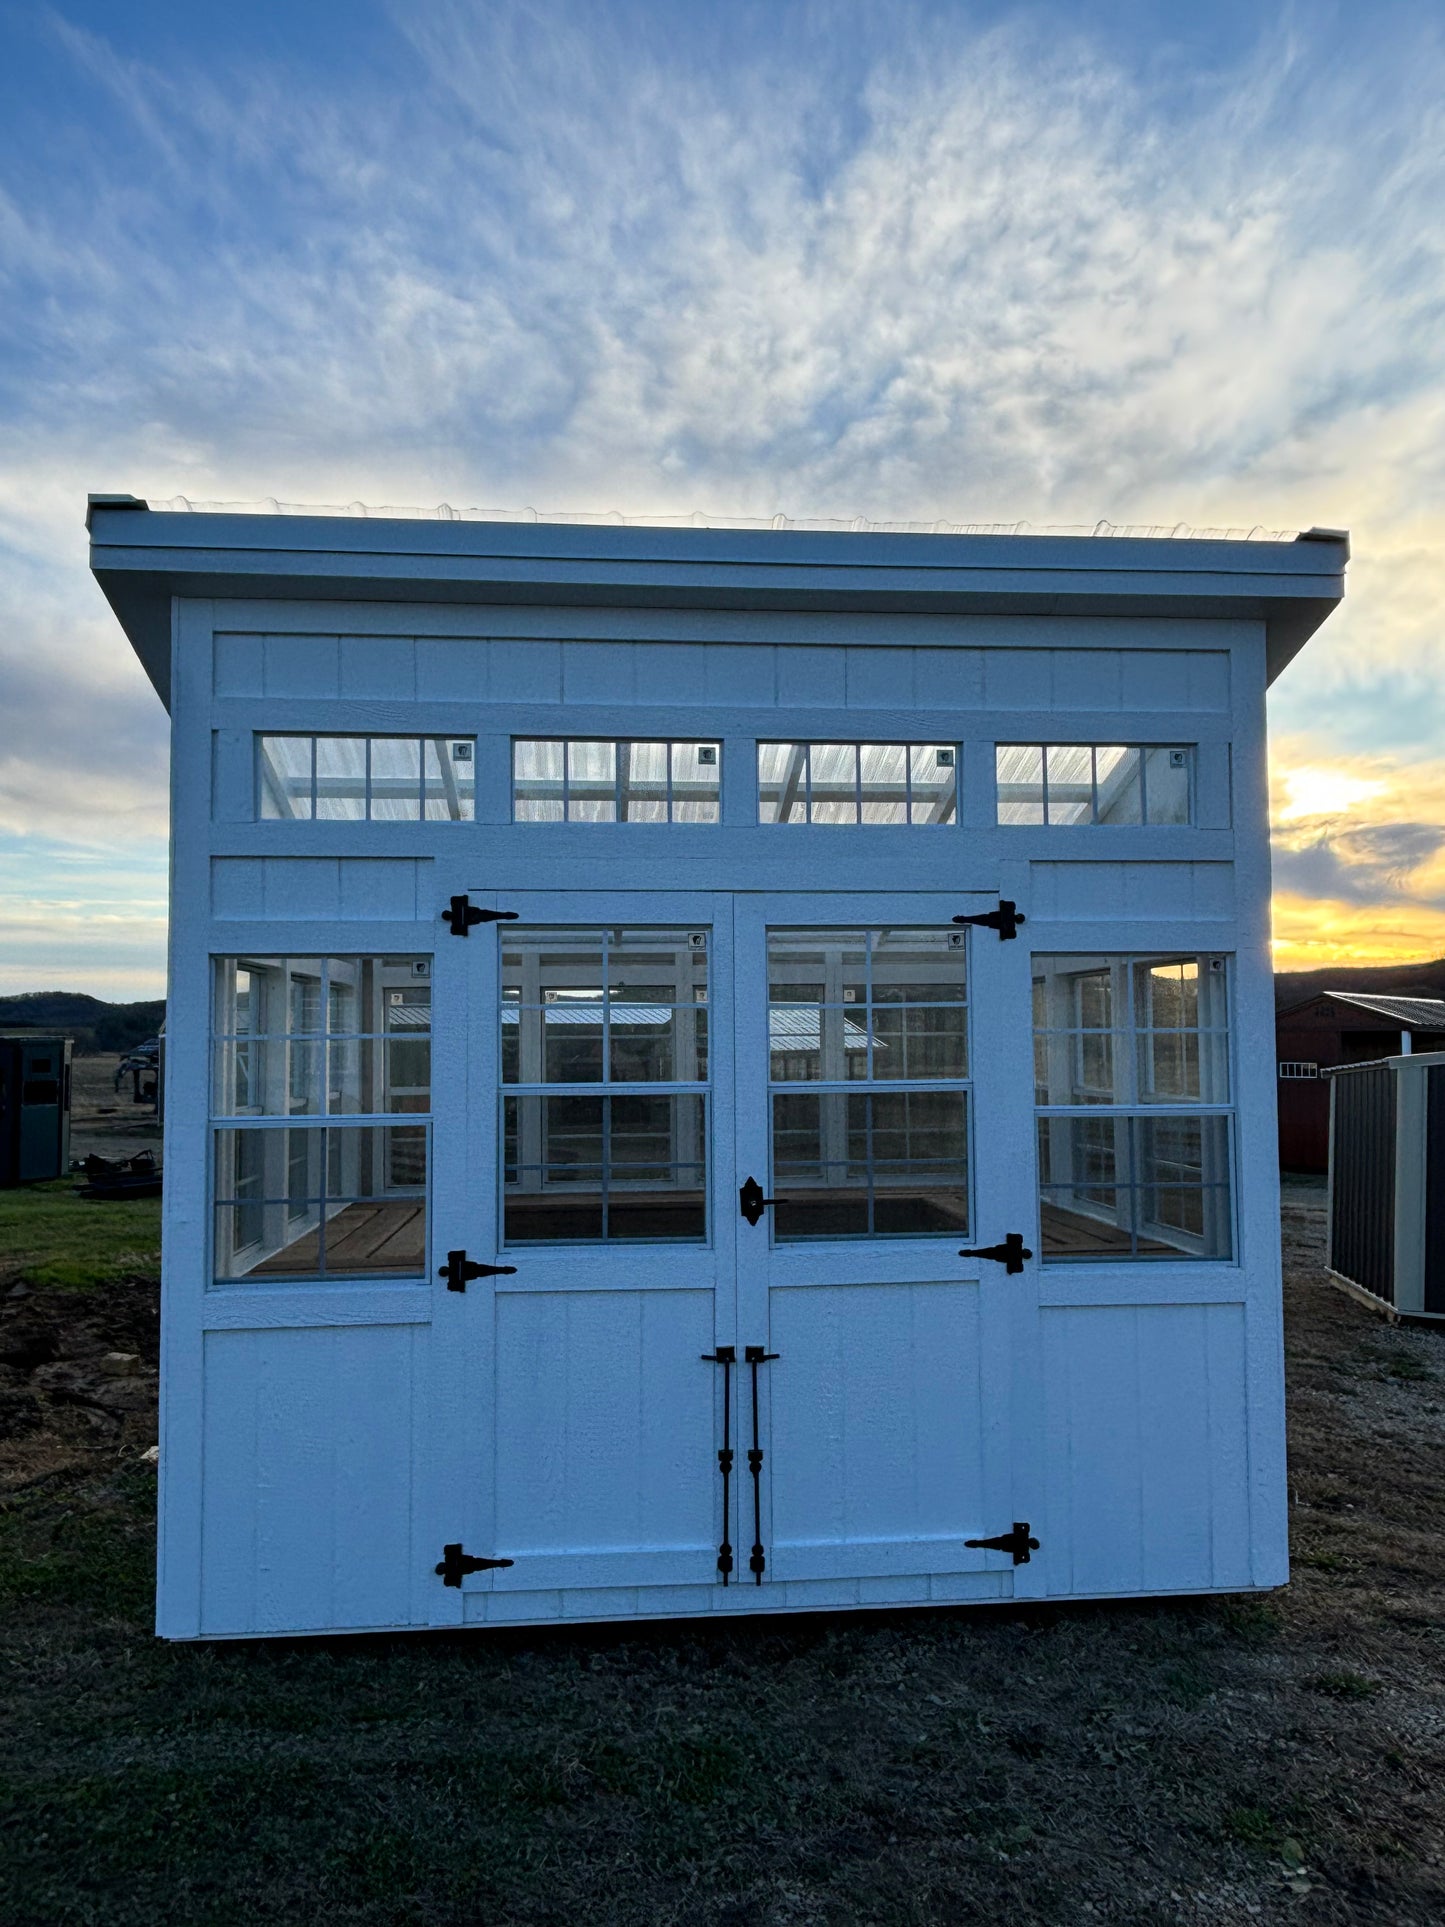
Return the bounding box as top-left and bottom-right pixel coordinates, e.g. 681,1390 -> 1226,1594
89,497 -> 1347,1641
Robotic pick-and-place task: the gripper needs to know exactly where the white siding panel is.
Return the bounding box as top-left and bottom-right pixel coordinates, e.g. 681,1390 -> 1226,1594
563,640 -> 637,703
339,636 -> 416,700
845,648 -> 912,708
982,651 -> 1052,708
1188,652 -> 1232,710
705,645 -> 775,703
490,640 -> 563,703
415,637 -> 491,701
1041,1303 -> 1250,1597
199,1325 -> 422,1635
777,646 -> 846,707
1031,862 -> 1234,921
214,633 -> 264,698
492,1290 -> 717,1580
262,635 -> 340,697
913,647 -> 985,708
209,858 -> 424,918
1051,650 -> 1123,709
767,1281 -> 984,1564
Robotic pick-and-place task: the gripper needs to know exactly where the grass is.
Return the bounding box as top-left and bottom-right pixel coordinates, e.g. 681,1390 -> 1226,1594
0,1178 -> 161,1290
1,1187 -> 1443,1924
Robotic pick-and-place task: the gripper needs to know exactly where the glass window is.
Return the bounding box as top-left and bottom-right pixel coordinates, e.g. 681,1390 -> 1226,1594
258,736 -> 475,821
1033,953 -> 1232,1261
996,746 -> 1192,826
512,740 -> 720,823
211,956 -> 431,1282
500,928 -> 710,1244
767,928 -> 969,1239
758,743 -> 958,825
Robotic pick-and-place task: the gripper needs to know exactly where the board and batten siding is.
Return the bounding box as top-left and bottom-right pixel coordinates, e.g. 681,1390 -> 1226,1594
153,589 -> 1284,1637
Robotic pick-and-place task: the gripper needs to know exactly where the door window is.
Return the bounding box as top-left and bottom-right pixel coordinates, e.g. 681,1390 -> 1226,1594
767,927 -> 970,1238
500,927 -> 710,1244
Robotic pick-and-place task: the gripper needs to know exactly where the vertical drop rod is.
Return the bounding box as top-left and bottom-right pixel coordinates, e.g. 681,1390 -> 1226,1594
744,1343 -> 779,1585
701,1347 -> 736,1584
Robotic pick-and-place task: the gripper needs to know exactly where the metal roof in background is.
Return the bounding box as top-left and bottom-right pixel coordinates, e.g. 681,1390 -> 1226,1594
1324,992 -> 1445,1027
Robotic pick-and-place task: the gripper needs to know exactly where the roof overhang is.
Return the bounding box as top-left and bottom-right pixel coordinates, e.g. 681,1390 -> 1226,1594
88,496 -> 1348,711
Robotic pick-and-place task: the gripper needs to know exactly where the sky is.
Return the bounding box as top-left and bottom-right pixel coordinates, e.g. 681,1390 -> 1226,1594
1,0 -> 1444,1000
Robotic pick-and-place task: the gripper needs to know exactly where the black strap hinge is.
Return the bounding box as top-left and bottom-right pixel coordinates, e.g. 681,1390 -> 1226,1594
952,899 -> 1026,941
443,893 -> 519,936
958,1232 -> 1032,1275
440,1249 -> 518,1291
436,1542 -> 515,1586
965,1522 -> 1040,1565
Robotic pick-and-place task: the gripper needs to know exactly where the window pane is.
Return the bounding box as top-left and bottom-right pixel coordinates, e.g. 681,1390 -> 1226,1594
909,745 -> 957,823
1038,1115 -> 1231,1261
567,740 -> 617,821
502,929 -> 708,1084
1093,747 -> 1142,825
758,742 -> 807,824
618,741 -> 669,823
424,737 -> 476,821
671,742 -> 721,822
1143,747 -> 1190,825
996,746 -> 1045,824
1044,745 -> 1095,825
370,736 -> 421,821
258,736 -> 313,819
503,1094 -> 706,1243
772,1090 -> 969,1239
514,740 -> 566,821
213,1124 -> 427,1280
314,738 -> 368,821
809,743 -> 859,824
859,744 -> 908,824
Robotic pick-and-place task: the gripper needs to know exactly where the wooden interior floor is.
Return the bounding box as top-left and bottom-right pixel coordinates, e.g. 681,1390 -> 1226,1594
1040,1202 -> 1175,1257
249,1201 -> 426,1277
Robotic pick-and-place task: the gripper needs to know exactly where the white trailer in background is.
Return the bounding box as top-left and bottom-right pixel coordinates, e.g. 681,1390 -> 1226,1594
89,497 -> 1347,1639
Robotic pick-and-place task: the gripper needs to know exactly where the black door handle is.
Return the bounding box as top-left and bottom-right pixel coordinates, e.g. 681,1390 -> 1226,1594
739,1175 -> 792,1227
958,1232 -> 1032,1275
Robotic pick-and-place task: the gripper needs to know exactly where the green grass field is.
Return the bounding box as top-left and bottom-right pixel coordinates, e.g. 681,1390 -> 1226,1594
0,1179 -> 161,1290
1,1184 -> 1442,1925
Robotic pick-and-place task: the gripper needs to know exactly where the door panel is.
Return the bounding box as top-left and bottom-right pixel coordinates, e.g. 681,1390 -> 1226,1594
766,1277 -> 986,1580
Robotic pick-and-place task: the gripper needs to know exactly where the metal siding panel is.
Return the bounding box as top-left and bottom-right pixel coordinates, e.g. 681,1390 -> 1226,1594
1330,1066 -> 1396,1302
1424,1067 -> 1445,1314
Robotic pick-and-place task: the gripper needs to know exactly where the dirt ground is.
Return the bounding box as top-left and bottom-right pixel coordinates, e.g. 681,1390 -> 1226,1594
68,1051 -> 163,1166
0,1183 -> 1442,1926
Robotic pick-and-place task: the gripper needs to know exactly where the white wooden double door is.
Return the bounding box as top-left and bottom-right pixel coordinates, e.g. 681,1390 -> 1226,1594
432,889 -> 1041,1616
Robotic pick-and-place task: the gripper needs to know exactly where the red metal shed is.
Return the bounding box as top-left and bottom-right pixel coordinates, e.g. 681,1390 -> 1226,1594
1276,991 -> 1445,1173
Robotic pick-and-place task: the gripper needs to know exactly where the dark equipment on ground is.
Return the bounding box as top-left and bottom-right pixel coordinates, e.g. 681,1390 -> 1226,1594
115,1037 -> 162,1109
76,1151 -> 163,1200
0,1034 -> 72,1187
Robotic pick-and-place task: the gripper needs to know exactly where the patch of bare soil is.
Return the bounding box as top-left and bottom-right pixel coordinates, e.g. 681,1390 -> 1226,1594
0,1275 -> 159,1486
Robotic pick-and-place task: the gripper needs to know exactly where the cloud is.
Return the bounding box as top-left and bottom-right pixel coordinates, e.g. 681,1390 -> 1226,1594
3,2 -> 1445,988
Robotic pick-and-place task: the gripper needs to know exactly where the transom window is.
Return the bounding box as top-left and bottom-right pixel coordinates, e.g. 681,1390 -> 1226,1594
211,955 -> 431,1282
997,745 -> 1191,825
758,744 -> 958,825
501,927 -> 709,1243
1033,953 -> 1232,1261
1278,1062 -> 1319,1079
258,735 -> 476,821
513,740 -> 721,822
769,927 -> 970,1238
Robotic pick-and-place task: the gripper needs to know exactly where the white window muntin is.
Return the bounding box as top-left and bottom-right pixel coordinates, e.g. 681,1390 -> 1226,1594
1033,952 -> 1234,1262
257,734 -> 476,821
996,744 -> 1193,826
757,743 -> 958,825
512,739 -> 721,823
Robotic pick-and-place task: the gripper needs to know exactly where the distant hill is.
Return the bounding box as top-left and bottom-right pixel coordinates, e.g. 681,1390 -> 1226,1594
1275,958 -> 1445,1012
0,993 -> 164,1055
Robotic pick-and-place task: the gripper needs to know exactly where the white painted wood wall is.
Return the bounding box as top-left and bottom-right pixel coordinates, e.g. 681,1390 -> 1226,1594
156,596 -> 1284,1639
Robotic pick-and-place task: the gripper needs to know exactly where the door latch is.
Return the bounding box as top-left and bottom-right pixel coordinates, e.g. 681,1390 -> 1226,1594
952,900 -> 1026,941
435,1542 -> 515,1586
958,1232 -> 1032,1274
439,1249 -> 518,1291
965,1522 -> 1040,1565
739,1175 -> 791,1227
443,893 -> 520,936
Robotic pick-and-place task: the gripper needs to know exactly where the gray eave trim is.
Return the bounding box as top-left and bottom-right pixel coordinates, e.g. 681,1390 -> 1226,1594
89,506 -> 1348,710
